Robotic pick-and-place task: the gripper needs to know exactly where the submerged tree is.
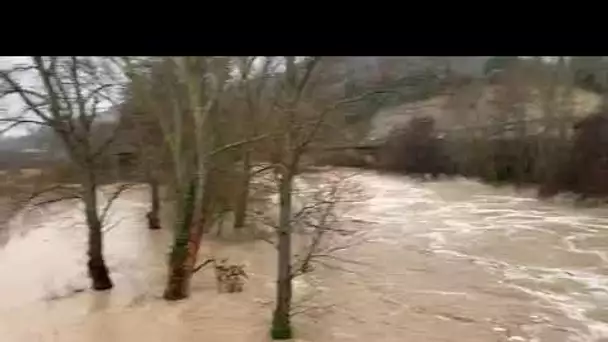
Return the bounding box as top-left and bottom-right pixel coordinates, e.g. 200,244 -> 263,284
120,56 -> 252,300
119,59 -> 167,230
0,56 -> 125,290
230,57 -> 275,231
251,56 -> 392,340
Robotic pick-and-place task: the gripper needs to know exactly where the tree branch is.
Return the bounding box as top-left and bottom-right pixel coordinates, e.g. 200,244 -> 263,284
294,57 -> 321,104
33,56 -> 63,121
99,183 -> 135,224
25,184 -> 82,204
295,89 -> 399,154
17,184 -> 83,212
0,69 -> 52,123
206,131 -> 273,158
69,56 -> 90,130
192,258 -> 215,273
30,194 -> 81,208
0,117 -> 51,135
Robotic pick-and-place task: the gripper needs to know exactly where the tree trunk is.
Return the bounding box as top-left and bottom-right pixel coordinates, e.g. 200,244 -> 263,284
271,172 -> 294,340
233,151 -> 251,230
147,177 -> 161,230
163,177 -> 210,300
163,180 -> 196,300
83,175 -> 113,291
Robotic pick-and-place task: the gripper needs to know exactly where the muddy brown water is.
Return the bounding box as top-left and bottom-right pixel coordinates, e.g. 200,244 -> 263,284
1,169 -> 608,342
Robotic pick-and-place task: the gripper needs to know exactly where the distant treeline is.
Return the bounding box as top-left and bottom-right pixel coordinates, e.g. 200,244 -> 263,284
384,114 -> 608,199
317,113 -> 608,199
0,150 -> 61,170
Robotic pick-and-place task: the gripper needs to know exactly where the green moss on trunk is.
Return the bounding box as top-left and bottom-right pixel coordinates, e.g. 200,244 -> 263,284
270,310 -> 293,340
163,180 -> 196,301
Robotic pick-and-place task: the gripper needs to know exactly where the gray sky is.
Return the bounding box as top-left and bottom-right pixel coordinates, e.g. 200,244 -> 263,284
1,57 -> 39,136
1,56 -> 123,137
1,56 -> 288,138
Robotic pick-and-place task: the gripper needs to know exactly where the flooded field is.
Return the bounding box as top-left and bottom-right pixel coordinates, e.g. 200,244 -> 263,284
0,169 -> 607,341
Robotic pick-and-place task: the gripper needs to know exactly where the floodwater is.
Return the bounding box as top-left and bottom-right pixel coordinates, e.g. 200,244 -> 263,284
1,170 -> 608,342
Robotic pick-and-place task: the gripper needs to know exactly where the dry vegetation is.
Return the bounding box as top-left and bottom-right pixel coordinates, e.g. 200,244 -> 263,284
361,58 -> 608,201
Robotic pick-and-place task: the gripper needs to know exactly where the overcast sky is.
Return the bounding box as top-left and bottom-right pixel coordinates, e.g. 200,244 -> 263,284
0,57 -> 37,136
1,57 -> 34,117
0,56 -> 294,138
0,56 -> 124,137
2,56 -> 561,139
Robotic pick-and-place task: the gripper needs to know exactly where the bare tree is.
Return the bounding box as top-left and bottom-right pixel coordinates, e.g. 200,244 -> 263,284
230,57 -> 274,230
0,56 -> 125,290
290,172 -> 368,275
259,169 -> 369,315
247,56 -> 393,340
119,60 -> 167,229
120,57 -> 214,299
161,56 -> 239,300
120,56 -> 264,300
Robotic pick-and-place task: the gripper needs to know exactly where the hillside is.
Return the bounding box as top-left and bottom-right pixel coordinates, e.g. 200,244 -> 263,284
366,82 -> 603,142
